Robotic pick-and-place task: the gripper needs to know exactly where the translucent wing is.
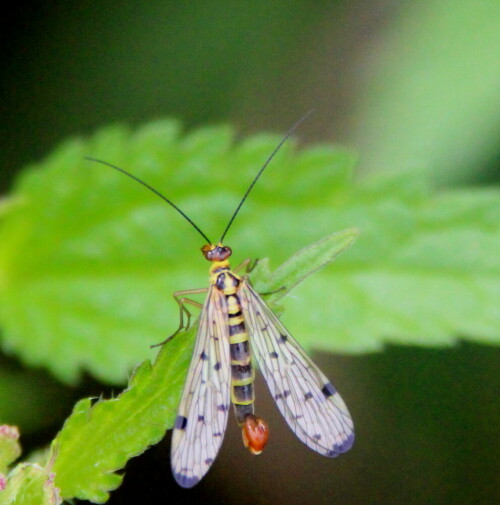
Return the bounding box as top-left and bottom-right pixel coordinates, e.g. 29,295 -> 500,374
240,280 -> 354,456
171,286 -> 231,487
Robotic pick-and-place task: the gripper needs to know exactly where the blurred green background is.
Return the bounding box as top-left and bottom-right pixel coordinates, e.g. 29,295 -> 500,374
0,1 -> 498,504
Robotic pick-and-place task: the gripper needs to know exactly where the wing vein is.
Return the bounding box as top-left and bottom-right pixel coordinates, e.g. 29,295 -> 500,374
240,280 -> 354,457
171,287 -> 231,487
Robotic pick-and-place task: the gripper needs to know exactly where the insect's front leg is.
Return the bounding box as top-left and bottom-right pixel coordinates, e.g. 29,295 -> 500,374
233,258 -> 258,274
151,288 -> 207,348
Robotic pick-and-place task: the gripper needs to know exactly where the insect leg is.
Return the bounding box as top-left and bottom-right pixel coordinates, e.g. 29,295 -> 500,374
258,286 -> 286,297
151,288 -> 207,348
233,257 -> 264,275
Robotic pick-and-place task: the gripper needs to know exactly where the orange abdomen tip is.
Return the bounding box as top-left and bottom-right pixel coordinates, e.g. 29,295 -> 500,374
242,415 -> 269,455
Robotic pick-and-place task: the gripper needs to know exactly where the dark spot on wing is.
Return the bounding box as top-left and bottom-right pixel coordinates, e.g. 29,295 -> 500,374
279,333 -> 288,343
214,362 -> 222,371
174,472 -> 199,488
321,382 -> 336,397
304,392 -> 314,401
174,415 -> 187,430
270,351 -> 279,359
326,433 -> 355,457
200,351 -> 208,360
341,432 -> 355,452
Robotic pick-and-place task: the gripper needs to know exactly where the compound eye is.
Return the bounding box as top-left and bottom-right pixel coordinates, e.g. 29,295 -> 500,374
201,244 -> 216,260
219,246 -> 232,260
201,244 -> 232,261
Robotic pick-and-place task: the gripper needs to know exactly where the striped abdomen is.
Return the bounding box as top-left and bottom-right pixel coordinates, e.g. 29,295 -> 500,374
214,270 -> 255,425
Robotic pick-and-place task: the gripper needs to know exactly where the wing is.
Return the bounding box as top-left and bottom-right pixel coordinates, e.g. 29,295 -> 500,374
171,285 -> 231,487
239,280 -> 354,457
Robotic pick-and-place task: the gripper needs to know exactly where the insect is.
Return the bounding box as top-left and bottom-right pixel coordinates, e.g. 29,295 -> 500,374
87,114 -> 354,487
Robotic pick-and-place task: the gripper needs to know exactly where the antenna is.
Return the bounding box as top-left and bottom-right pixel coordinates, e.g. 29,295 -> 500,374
87,111 -> 312,246
219,109 -> 314,243
85,157 -> 212,244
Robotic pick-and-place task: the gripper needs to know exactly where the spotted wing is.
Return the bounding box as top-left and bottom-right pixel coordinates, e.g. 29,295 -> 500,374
240,280 -> 354,457
171,286 -> 231,487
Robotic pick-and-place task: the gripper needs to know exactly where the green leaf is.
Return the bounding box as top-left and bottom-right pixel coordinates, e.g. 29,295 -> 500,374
51,326 -> 194,503
0,426 -> 21,474
0,119 -> 498,387
0,463 -> 61,505
0,198 -> 25,221
251,228 -> 359,302
281,183 -> 500,352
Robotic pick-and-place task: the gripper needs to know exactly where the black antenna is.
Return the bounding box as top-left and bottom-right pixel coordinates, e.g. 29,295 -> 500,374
85,157 -> 212,244
219,109 -> 314,243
